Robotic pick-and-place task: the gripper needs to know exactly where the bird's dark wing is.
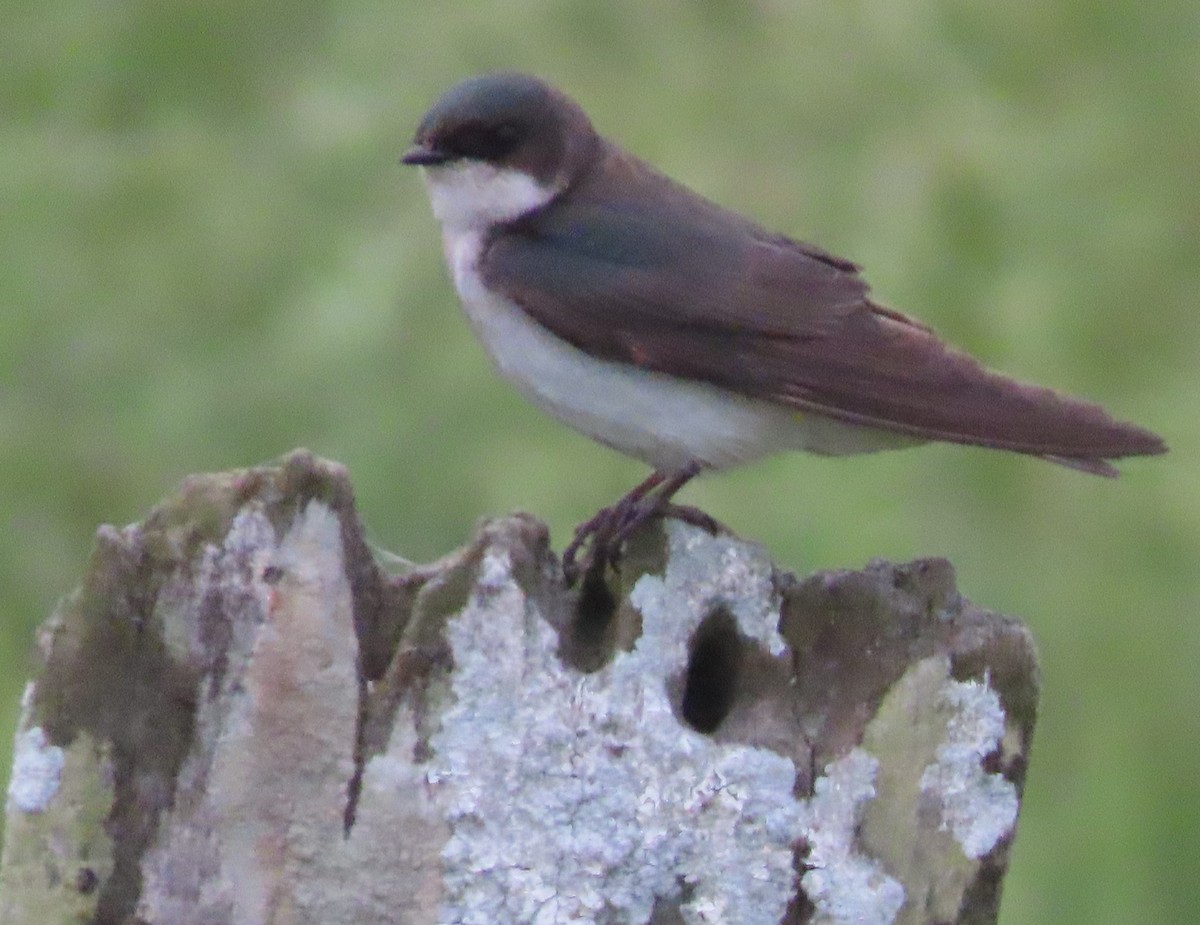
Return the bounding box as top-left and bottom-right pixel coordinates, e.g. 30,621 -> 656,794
481,164 -> 1165,471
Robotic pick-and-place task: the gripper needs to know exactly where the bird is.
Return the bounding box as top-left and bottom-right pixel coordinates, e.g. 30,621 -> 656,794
401,72 -> 1166,582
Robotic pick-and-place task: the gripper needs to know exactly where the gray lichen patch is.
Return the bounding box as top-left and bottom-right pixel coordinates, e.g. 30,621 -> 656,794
429,525 -> 808,925
799,749 -> 906,925
359,514 -> 555,766
857,658 -> 1022,925
633,521 -> 787,659
6,722 -> 65,814
918,678 -> 1018,861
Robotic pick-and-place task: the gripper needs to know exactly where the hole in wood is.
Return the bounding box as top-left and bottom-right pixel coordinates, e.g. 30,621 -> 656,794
681,609 -> 742,734
559,567 -> 621,673
574,567 -> 617,643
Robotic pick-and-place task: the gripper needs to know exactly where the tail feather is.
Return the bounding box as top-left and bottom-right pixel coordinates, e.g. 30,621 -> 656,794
1039,454 -> 1122,478
767,304 -> 1170,474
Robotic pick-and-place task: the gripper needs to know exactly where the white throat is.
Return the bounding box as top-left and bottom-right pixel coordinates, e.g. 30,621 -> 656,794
420,161 -> 560,233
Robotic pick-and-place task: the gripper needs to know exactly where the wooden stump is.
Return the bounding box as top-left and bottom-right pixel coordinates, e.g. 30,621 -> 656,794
1,451 -> 1038,925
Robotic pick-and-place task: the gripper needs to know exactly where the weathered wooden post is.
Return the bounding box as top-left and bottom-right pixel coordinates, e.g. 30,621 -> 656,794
1,451 -> 1037,925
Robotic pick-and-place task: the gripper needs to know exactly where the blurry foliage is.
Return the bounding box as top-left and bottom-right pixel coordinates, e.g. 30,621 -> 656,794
2,2 -> 1197,923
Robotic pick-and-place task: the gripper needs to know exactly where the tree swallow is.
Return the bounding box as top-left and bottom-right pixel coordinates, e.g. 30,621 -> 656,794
402,73 -> 1165,580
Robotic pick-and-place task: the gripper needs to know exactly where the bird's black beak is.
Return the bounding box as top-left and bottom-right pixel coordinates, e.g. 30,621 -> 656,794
400,142 -> 450,166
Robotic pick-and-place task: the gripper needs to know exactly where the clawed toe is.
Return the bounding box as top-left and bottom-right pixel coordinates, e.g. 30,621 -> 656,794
562,506 -> 620,583
659,503 -> 723,535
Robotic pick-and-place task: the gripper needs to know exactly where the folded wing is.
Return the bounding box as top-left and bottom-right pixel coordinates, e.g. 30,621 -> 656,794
482,156 -> 1165,474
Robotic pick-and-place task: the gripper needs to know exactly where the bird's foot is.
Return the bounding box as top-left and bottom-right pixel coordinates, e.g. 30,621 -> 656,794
561,464 -> 711,585
562,504 -> 623,583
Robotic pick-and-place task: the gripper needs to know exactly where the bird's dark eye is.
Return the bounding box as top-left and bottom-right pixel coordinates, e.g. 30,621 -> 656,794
443,122 -> 522,162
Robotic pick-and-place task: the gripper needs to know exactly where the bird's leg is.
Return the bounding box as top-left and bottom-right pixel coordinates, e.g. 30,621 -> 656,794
562,471 -> 667,582
606,461 -> 704,555
563,461 -> 711,584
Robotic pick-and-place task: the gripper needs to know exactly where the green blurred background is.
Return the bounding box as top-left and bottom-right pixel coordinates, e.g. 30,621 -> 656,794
2,1 -> 1196,921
